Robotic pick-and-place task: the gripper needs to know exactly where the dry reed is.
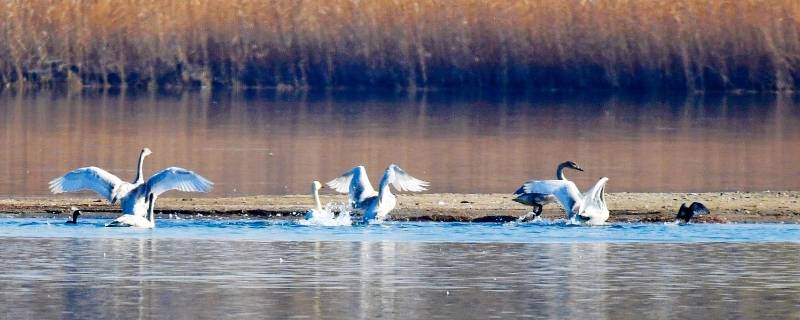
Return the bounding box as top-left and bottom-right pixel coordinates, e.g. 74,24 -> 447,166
1,0 -> 798,91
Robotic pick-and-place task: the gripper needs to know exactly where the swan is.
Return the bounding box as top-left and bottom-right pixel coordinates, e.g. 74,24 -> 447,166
301,180 -> 354,226
107,193 -> 156,228
49,148 -> 213,228
522,177 -> 609,225
304,181 -> 331,220
513,161 -> 584,216
65,206 -> 81,224
675,202 -> 710,223
327,164 -> 428,222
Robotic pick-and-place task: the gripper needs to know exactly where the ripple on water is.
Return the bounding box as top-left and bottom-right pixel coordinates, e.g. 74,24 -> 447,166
0,217 -> 798,243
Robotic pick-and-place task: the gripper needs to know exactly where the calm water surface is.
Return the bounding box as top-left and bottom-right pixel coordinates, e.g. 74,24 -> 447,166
0,219 -> 799,319
1,91 -> 799,196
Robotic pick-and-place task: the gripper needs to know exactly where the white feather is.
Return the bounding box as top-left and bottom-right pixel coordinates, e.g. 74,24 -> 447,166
50,149 -> 213,227
146,167 -> 214,197
523,177 -> 609,224
48,167 -> 125,202
328,164 -> 429,222
326,166 -> 378,208
386,164 -> 430,192
106,214 -> 154,228
523,180 -> 583,219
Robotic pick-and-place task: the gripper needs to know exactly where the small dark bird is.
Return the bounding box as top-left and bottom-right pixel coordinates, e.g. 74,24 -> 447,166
66,206 -> 81,224
513,161 -> 584,216
675,202 -> 710,223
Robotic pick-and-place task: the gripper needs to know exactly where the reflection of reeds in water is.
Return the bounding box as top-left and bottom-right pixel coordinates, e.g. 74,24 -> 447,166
0,0 -> 798,91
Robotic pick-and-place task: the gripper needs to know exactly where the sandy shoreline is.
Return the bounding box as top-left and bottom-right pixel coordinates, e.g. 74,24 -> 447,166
1,191 -> 798,223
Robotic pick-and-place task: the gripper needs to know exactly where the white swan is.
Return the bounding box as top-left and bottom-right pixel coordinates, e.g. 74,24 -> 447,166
304,181 -> 331,220
49,148 -> 213,228
522,177 -> 609,225
513,161 -> 583,216
108,193 -> 156,228
327,164 -> 428,222
302,181 -> 353,226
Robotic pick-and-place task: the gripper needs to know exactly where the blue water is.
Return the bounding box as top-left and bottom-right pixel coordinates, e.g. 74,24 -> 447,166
1,217 -> 797,243
1,217 -> 799,319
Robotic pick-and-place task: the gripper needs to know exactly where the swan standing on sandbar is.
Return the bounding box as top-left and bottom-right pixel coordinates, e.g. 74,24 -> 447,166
327,164 -> 429,222
48,148 -> 213,228
522,177 -> 610,225
513,161 -> 584,216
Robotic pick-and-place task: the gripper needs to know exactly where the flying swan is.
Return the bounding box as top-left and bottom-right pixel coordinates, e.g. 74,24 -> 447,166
48,148 -> 213,228
513,161 -> 584,216
327,164 -> 428,222
522,177 -> 609,225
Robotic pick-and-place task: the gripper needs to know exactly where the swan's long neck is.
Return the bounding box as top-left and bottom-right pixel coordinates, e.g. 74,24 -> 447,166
556,163 -> 568,180
377,171 -> 393,203
313,187 -> 322,212
147,193 -> 155,222
133,150 -> 147,184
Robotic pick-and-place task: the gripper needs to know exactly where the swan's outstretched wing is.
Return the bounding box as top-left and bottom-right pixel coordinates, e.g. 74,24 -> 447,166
512,182 -> 532,198
327,166 -> 378,206
576,177 -> 609,224
523,180 -> 582,219
386,164 -> 429,192
49,167 -> 125,201
145,167 -> 213,197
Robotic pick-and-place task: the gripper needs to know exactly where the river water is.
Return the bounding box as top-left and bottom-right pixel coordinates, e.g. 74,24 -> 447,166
0,219 -> 798,319
1,91 -> 799,196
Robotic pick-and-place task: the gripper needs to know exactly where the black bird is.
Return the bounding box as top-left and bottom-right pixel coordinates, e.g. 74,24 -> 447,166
675,202 -> 710,223
513,161 -> 584,216
65,206 -> 81,224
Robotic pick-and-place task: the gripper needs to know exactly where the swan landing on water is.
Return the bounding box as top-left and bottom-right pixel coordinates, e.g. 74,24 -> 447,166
522,177 -> 610,225
49,148 -> 213,228
304,181 -> 326,220
513,161 -> 584,216
302,181 -> 352,226
327,164 -> 429,223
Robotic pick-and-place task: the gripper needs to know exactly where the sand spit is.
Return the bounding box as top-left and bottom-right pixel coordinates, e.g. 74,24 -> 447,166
1,192 -> 798,223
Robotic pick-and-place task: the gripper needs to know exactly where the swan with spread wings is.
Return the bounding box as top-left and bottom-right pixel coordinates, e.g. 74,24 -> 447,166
327,164 -> 428,222
49,148 -> 213,228
522,177 -> 609,225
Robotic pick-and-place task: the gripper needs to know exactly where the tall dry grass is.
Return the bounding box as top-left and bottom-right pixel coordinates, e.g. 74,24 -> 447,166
0,0 -> 798,91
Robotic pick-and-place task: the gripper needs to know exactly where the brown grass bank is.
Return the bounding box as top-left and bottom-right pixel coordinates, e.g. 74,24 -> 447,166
1,0 -> 799,91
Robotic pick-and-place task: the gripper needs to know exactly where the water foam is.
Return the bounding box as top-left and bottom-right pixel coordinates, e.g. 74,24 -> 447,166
299,202 -> 353,227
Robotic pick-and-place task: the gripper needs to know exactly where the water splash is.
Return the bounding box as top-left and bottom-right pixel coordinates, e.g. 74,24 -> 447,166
299,202 -> 353,227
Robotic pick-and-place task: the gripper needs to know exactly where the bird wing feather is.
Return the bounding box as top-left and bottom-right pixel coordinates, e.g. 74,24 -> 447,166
386,164 -> 429,192
523,180 -> 582,218
326,166 -> 378,207
145,167 -> 213,197
49,167 -> 125,202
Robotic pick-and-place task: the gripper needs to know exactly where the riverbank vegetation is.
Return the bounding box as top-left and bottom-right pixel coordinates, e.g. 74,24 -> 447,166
1,0 -> 798,91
